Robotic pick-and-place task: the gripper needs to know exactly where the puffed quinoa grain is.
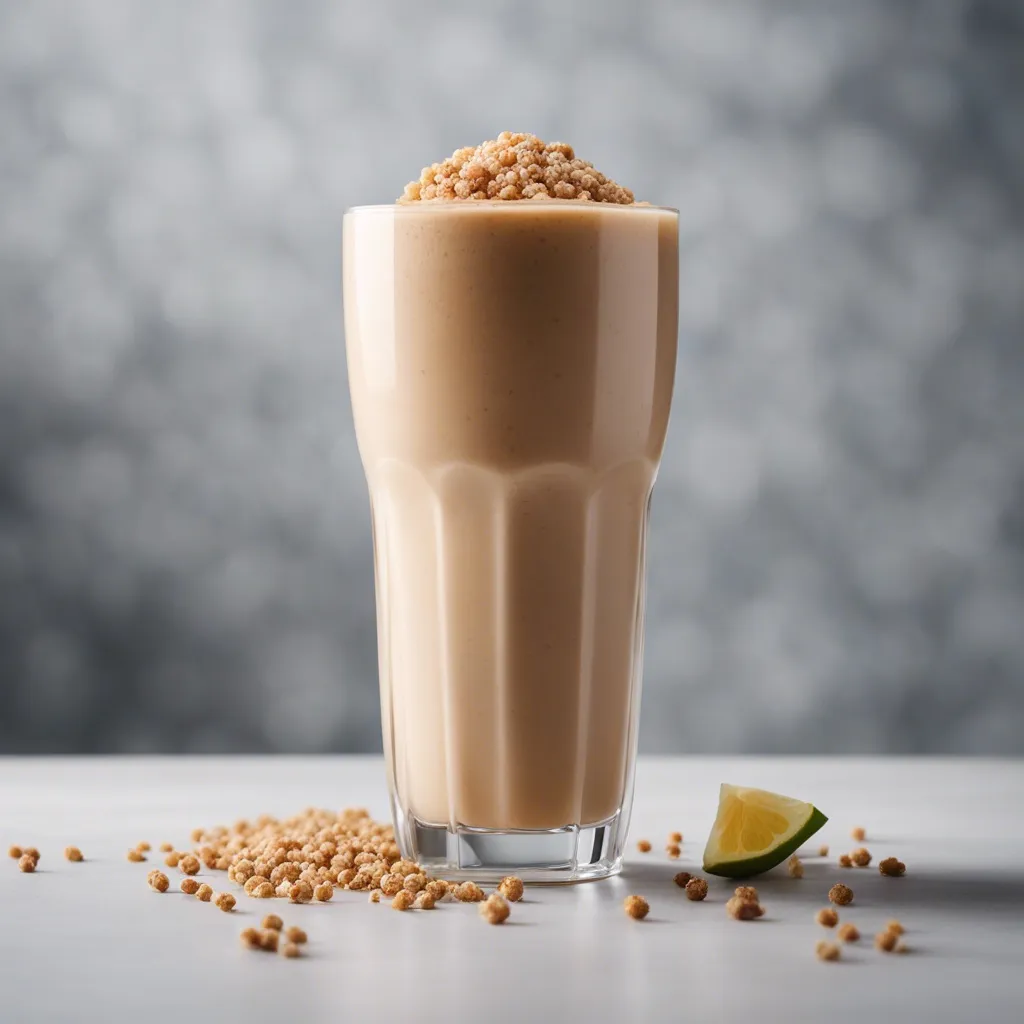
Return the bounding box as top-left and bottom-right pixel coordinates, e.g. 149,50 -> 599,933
479,893 -> 510,924
369,889 -> 381,903
159,842 -> 173,853
673,872 -> 693,888
454,882 -> 485,903
816,907 -> 839,928
289,881 -> 313,904
164,852 -> 181,868
666,843 -> 682,859
282,942 -> 301,958
260,929 -> 280,952
127,849 -> 145,862
240,927 -> 262,948
788,855 -> 804,878
137,842 -> 151,852
64,847 -> 83,862
147,871 -> 170,892
8,846 -> 22,859
818,844 -> 829,857
875,929 -> 898,952
196,884 -> 214,902
391,890 -> 415,911
828,883 -> 854,905
816,940 -> 841,961
254,881 -> 275,899
179,854 -> 200,875
685,877 -> 709,902
668,831 -> 683,844
636,839 -> 652,853
425,880 -> 449,901
726,896 -> 765,920
180,878 -> 200,895
734,886 -> 759,902
18,855 -> 36,873
837,923 -> 860,942
850,847 -> 872,868
414,891 -> 436,910
624,894 -> 650,920
259,914 -> 282,930
400,133 -> 635,205
838,854 -> 853,868
403,873 -> 426,894
886,919 -> 905,935
497,876 -> 524,902
23,847 -> 40,861
380,873 -> 403,896
314,882 -> 333,902
215,892 -> 236,912
851,827 -> 866,842
284,926 -> 307,944
879,857 -> 906,877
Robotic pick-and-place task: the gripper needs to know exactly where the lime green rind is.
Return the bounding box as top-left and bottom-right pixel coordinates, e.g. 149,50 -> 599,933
703,806 -> 829,878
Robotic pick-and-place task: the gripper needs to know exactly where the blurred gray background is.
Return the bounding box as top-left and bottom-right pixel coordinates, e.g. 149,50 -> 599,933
1,0 -> 1022,755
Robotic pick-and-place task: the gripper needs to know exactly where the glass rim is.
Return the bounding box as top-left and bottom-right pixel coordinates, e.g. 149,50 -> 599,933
345,200 -> 679,215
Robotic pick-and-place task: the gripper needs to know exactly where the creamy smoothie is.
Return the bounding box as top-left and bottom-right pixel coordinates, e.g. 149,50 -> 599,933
344,134 -> 678,878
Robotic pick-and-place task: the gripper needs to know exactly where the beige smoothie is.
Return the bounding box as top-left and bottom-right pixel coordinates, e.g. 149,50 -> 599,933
344,134 -> 678,876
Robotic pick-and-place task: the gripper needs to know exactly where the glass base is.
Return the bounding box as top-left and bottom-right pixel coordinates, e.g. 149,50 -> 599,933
394,804 -> 624,883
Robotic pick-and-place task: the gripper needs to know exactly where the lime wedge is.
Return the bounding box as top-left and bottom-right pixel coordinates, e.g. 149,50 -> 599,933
702,783 -> 828,878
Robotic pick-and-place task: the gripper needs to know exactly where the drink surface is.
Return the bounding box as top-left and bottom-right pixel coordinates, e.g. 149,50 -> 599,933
345,200 -> 678,831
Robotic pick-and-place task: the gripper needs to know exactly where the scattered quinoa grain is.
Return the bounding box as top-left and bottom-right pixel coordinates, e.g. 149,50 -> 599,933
261,914 -> 283,930
479,893 -> 510,924
414,891 -> 436,910
636,839 -> 652,853
666,843 -> 681,859
816,907 -> 839,928
886,919 -> 905,935
734,886 -> 759,902
837,923 -> 861,942
284,926 -> 307,944
136,842 -> 151,852
879,857 -> 906,877
24,847 -> 40,861
454,882 -> 485,903
180,878 -> 200,895
726,896 -> 765,920
850,847 -> 872,868
369,889 -> 381,903
164,852 -> 181,868
64,847 -> 83,862
282,942 -> 301,958
147,871 -> 170,893
214,892 -> 236,912
391,890 -> 415,911
685,877 -> 709,902
253,881 -> 275,899
314,882 -> 334,902
259,929 -> 280,953
240,927 -> 262,948
788,855 -> 804,878
18,855 -> 36,873
668,832 -> 683,844
673,872 -> 693,888
289,881 -> 313,904
196,884 -> 214,902
816,940 -> 841,961
624,895 -> 649,920
875,929 -> 899,952
127,849 -> 145,862
838,854 -> 853,868
818,844 -> 829,857
828,883 -> 854,906
498,876 -> 524,902
179,854 -> 200,875
425,880 -> 449,901
403,872 -> 426,894
8,846 -> 22,859
851,827 -> 866,842
159,842 -> 173,853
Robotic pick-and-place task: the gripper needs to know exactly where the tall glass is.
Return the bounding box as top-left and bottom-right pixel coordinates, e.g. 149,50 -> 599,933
344,200 -> 678,880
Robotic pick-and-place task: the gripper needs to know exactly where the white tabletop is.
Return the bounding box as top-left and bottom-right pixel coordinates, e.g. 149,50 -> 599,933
1,757 -> 1021,1023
